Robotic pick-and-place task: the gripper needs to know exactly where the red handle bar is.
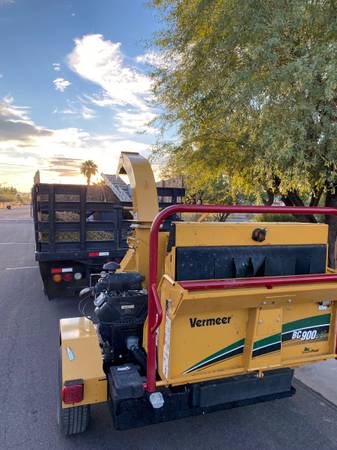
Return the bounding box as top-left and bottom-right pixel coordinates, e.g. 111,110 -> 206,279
146,204 -> 337,392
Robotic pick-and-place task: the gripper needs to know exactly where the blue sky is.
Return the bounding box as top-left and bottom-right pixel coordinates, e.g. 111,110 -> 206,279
0,0 -> 163,190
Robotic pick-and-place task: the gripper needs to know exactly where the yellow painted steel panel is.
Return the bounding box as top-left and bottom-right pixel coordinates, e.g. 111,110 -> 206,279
60,317 -> 107,408
157,276 -> 337,387
117,152 -> 158,223
173,222 -> 328,247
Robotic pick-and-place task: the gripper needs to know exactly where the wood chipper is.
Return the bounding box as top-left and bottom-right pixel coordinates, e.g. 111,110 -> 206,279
58,152 -> 337,435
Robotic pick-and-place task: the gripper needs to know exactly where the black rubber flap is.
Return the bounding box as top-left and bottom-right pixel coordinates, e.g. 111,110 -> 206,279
175,245 -> 327,281
195,369 -> 294,408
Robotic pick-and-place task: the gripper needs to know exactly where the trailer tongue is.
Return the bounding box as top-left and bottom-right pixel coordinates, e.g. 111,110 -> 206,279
58,152 -> 337,435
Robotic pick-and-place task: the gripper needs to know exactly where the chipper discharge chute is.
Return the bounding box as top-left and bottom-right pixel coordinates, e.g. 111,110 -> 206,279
58,152 -> 337,435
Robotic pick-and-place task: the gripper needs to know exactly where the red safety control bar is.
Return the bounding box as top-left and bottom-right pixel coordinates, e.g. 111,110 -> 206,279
146,205 -> 337,392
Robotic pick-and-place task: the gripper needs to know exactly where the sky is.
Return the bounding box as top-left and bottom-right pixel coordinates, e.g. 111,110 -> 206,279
0,0 -> 164,191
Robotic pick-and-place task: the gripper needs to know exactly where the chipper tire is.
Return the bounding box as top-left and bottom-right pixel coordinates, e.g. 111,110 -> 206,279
58,349 -> 91,435
58,404 -> 91,436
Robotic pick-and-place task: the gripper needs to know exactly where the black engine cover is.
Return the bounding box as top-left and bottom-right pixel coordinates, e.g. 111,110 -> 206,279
95,272 -> 144,294
95,292 -> 147,326
95,291 -> 148,366
93,269 -> 147,371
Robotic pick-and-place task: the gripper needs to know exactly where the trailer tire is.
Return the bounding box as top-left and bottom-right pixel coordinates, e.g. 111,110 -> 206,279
58,403 -> 91,436
58,349 -> 91,435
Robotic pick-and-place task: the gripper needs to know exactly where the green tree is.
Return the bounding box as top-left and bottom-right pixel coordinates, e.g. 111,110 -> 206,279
0,185 -> 17,202
151,0 -> 337,264
80,160 -> 98,185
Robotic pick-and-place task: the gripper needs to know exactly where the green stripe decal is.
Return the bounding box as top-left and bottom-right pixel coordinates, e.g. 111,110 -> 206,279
183,338 -> 245,374
252,314 -> 331,357
253,333 -> 281,350
282,314 -> 331,334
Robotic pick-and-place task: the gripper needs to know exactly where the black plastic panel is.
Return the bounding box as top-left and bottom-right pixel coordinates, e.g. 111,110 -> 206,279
175,245 -> 327,281
110,369 -> 295,430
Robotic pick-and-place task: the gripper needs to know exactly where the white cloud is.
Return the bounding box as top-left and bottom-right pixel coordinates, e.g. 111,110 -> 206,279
1,95 -> 29,119
52,63 -> 61,72
53,100 -> 96,120
53,107 -> 76,115
136,51 -> 165,68
0,96 -> 151,190
115,110 -> 157,134
68,34 -> 152,111
53,77 -> 71,92
81,106 -> 96,120
0,96 -> 52,141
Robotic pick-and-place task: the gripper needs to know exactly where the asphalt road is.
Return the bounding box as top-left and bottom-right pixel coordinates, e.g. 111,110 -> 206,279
1,206 -> 337,450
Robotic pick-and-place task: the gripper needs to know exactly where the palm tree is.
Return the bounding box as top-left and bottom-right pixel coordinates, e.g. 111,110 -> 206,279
80,160 -> 98,185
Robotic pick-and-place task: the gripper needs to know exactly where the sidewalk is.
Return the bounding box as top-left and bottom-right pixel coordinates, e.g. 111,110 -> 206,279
295,359 -> 337,405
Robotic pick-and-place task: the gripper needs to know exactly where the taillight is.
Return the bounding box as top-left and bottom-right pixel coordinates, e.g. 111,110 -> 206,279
52,274 -> 62,283
63,273 -> 73,282
62,380 -> 84,404
88,251 -> 109,257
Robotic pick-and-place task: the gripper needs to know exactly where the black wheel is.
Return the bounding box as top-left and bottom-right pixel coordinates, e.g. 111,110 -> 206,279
58,403 -> 91,435
57,349 -> 91,435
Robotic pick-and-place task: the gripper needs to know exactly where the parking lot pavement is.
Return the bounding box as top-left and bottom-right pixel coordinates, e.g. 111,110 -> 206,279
1,206 -> 337,450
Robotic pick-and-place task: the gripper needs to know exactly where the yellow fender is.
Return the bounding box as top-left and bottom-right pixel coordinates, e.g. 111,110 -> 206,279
60,317 -> 107,408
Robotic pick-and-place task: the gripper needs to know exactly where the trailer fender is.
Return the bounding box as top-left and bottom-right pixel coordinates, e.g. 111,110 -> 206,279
59,317 -> 107,408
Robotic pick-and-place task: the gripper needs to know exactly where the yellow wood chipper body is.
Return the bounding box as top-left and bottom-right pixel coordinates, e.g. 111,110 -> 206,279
58,152 -> 337,435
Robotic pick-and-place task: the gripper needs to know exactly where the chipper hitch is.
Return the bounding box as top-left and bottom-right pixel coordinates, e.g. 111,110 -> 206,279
58,153 -> 337,435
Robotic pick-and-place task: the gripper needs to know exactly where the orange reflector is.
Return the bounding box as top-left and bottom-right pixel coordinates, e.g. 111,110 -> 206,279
52,274 -> 62,283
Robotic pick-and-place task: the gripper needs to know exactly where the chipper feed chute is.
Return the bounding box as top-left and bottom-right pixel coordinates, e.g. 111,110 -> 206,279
58,153 -> 337,435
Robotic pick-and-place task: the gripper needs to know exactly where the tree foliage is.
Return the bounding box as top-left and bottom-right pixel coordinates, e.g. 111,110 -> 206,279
0,185 -> 17,202
80,160 -> 98,185
151,0 -> 337,263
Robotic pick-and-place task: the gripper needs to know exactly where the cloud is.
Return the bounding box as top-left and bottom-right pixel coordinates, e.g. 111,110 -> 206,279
0,97 -> 152,190
68,34 -> 152,111
115,110 -> 157,134
52,63 -> 61,72
47,156 -> 83,176
0,96 -> 52,142
53,100 -> 96,120
136,51 -> 164,68
53,77 -> 71,92
81,105 -> 96,120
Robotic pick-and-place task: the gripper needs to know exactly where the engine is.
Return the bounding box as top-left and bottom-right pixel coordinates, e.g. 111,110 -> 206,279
92,263 -> 148,374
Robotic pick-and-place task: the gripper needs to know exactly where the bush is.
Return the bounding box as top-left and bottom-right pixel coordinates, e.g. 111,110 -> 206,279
256,213 -> 297,222
0,185 -> 18,202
